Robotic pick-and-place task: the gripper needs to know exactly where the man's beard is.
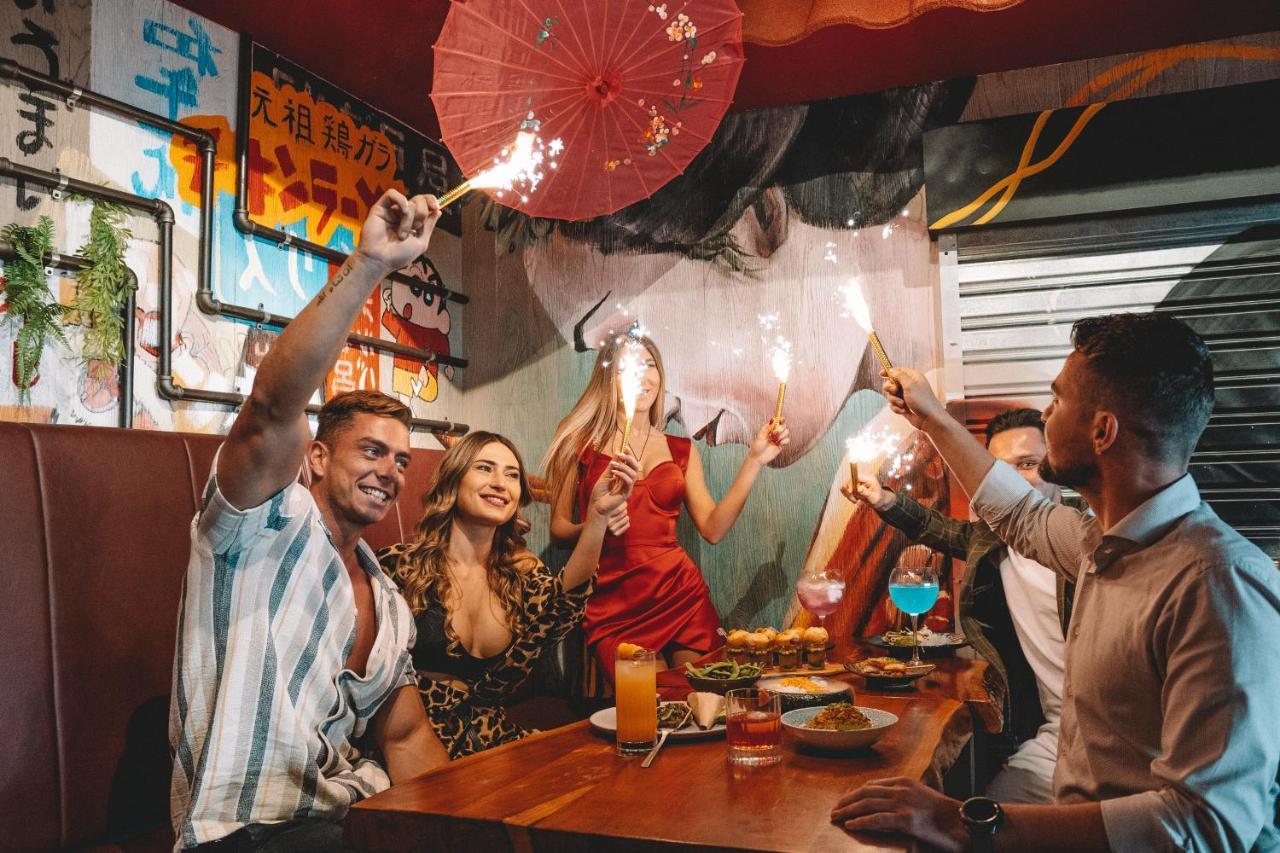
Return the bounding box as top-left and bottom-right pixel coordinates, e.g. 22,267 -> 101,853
1039,455 -> 1095,490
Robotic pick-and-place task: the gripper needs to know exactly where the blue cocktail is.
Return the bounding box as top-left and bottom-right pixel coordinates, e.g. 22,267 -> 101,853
888,567 -> 940,665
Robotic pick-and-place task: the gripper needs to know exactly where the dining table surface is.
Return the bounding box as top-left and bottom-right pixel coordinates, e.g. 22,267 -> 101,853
346,638 -> 999,853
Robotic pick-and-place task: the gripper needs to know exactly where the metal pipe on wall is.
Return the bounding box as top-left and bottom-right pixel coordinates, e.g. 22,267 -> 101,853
0,239 -> 137,428
0,158 -> 467,435
0,58 -> 468,371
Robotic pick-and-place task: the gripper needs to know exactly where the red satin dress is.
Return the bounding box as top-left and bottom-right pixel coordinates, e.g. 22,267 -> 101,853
576,434 -> 722,680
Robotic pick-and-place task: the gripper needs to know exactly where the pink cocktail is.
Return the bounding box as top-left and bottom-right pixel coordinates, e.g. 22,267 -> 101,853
796,575 -> 845,625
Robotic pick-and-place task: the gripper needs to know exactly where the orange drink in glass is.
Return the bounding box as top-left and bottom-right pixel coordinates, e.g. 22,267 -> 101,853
615,644 -> 657,755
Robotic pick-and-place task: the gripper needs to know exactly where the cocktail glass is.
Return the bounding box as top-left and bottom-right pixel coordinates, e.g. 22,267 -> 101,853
615,646 -> 658,755
796,571 -> 845,629
725,687 -> 782,766
888,564 -> 940,666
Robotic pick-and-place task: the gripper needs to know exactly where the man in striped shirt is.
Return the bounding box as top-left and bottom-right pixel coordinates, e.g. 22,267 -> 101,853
170,190 -> 450,851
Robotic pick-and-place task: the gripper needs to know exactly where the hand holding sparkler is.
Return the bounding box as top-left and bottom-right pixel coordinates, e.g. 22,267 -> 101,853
882,367 -> 945,430
437,130 -> 563,209
840,470 -> 894,511
355,190 -> 442,274
841,430 -> 898,508
748,419 -> 791,465
591,448 -> 641,523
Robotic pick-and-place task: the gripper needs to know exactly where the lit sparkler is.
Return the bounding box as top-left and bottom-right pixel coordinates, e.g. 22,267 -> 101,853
758,313 -> 792,425
840,281 -> 893,373
845,429 -> 897,490
616,344 -> 646,453
437,128 -> 563,209
769,339 -> 792,423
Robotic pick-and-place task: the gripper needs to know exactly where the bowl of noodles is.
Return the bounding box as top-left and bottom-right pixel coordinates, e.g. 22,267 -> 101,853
780,703 -> 898,751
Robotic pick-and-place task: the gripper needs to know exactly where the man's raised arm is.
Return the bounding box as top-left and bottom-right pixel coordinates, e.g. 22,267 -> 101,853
883,368 -> 1088,579
217,190 -> 441,510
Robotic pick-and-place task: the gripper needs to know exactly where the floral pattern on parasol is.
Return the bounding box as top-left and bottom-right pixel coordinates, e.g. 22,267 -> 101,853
432,0 -> 745,220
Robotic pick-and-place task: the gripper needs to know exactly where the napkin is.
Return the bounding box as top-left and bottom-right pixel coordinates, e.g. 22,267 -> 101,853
686,691 -> 724,729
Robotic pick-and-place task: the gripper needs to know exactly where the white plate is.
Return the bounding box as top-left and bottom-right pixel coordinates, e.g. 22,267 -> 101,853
589,702 -> 726,741
757,675 -> 853,696
782,705 -> 898,750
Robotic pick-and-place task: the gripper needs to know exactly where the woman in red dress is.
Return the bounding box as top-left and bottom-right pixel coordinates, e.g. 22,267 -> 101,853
542,333 -> 790,678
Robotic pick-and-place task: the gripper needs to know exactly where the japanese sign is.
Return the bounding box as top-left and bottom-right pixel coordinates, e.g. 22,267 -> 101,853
244,41 -> 461,242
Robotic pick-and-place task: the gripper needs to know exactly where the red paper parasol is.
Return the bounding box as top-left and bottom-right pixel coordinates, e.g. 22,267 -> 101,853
431,0 -> 744,221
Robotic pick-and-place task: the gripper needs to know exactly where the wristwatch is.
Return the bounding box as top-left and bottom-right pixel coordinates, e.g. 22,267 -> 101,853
959,796 -> 1003,852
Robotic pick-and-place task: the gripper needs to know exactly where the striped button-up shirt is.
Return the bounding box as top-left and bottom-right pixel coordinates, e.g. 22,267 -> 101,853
169,458 -> 416,849
973,462 -> 1280,852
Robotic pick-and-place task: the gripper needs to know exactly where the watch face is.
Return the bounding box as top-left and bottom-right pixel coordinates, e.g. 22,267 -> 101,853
963,797 -> 1001,824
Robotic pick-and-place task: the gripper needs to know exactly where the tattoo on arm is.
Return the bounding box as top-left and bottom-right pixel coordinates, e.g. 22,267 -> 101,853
314,262 -> 354,305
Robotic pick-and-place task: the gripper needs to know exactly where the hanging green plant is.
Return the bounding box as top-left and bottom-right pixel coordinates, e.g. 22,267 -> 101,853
70,199 -> 134,367
1,215 -> 68,399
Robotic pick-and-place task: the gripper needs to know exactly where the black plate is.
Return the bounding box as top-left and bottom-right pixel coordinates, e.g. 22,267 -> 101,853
863,634 -> 968,659
846,661 -> 936,689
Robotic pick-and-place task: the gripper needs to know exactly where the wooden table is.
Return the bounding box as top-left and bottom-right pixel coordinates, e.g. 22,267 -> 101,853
347,646 -> 996,852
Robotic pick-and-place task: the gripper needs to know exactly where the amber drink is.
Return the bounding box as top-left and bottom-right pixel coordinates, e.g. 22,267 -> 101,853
725,687 -> 782,766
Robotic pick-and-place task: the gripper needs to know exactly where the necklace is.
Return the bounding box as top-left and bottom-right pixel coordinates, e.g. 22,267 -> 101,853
620,422 -> 654,464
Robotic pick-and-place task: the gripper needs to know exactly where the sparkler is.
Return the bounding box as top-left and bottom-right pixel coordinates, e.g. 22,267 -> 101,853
437,130 -> 563,209
770,340 -> 792,423
845,429 -> 897,490
758,313 -> 792,426
616,344 -> 646,453
840,281 -> 893,373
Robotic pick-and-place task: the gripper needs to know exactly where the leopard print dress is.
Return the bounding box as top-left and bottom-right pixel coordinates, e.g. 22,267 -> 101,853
378,546 -> 591,759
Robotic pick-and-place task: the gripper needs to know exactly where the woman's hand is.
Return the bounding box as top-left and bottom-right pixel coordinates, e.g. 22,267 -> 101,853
840,471 -> 895,511
605,504 -> 630,536
590,449 -> 640,520
748,418 -> 792,466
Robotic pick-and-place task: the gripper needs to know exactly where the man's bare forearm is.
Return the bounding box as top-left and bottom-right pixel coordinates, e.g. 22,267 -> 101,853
996,802 -> 1110,852
249,251 -> 389,422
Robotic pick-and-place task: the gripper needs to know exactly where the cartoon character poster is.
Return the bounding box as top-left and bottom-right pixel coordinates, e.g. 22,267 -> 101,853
381,255 -> 453,404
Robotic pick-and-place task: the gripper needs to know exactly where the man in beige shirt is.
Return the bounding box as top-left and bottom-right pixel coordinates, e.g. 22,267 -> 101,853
832,313 -> 1280,852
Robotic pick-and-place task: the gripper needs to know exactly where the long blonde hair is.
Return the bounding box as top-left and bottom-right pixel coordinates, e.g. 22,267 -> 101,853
390,432 -> 537,640
541,333 -> 666,504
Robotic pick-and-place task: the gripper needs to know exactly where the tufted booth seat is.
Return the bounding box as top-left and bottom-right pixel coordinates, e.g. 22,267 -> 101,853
0,421 -> 445,852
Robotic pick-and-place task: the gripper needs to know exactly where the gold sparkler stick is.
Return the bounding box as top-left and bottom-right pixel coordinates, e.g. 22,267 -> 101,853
620,415 -> 633,455
436,179 -> 473,210
868,330 -> 894,373
774,381 -> 786,422
849,459 -> 858,489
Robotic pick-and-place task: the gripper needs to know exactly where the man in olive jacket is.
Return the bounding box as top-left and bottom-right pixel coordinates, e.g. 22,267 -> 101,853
845,408 -> 1085,803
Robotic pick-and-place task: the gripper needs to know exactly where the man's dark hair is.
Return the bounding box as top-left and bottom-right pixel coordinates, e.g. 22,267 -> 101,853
985,407 -> 1044,445
1070,313 -> 1215,461
316,390 -> 411,444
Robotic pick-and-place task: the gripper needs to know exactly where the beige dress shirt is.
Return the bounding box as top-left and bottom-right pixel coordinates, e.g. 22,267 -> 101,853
972,462 -> 1280,852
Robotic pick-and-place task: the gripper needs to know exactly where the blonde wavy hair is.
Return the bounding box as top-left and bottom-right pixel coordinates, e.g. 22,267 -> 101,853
390,431 -> 537,640
541,334 -> 666,506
